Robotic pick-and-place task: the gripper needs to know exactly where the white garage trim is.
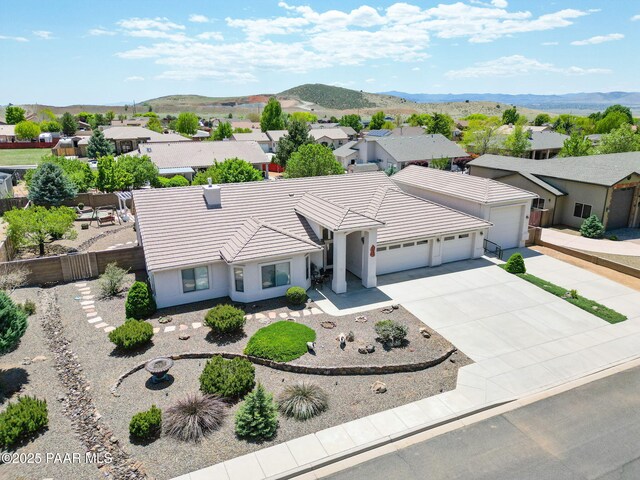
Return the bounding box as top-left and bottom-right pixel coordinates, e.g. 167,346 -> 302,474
377,240 -> 431,275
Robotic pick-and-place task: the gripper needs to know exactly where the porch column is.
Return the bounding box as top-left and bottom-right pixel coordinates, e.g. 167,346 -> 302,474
332,231 -> 347,294
361,229 -> 377,288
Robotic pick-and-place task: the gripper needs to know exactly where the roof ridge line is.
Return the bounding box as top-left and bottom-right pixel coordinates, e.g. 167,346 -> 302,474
223,217 -> 262,262
258,218 -> 322,249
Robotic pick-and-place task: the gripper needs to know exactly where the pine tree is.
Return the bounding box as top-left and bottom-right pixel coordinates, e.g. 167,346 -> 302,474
235,384 -> 278,440
28,162 -> 77,206
0,291 -> 28,355
87,129 -> 114,159
580,215 -> 605,239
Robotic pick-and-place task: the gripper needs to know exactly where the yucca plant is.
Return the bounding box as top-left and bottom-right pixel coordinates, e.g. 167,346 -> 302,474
164,393 -> 226,442
278,382 -> 328,421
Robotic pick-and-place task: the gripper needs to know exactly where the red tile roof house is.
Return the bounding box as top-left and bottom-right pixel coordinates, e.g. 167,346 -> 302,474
132,172 -> 492,308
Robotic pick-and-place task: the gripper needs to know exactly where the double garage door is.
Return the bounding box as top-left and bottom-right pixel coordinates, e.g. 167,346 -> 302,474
487,205 -> 523,250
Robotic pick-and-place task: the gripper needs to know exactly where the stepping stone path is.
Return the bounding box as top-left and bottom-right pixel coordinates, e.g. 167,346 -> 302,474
74,283 -> 115,334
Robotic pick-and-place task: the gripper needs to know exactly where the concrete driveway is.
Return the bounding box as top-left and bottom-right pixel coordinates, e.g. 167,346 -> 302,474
540,228 -> 640,256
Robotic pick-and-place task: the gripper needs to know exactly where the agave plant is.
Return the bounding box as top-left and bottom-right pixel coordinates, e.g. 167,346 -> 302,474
278,382 -> 328,421
164,392 -> 226,442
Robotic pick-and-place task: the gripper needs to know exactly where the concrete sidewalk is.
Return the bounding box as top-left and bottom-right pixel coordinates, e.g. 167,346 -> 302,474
541,228 -> 640,256
173,251 -> 640,480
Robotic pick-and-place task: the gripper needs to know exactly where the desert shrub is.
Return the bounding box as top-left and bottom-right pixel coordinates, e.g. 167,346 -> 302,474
108,319 -> 153,350
285,286 -> 307,305
129,405 -> 162,440
235,384 -> 278,439
374,320 -> 408,347
98,262 -> 128,298
0,396 -> 48,449
164,393 -> 226,442
244,321 -> 316,362
278,382 -> 328,421
199,356 -> 255,399
19,300 -> 36,316
0,291 -> 28,355
204,304 -> 246,335
580,215 -> 605,239
125,281 -> 156,319
505,252 -> 526,274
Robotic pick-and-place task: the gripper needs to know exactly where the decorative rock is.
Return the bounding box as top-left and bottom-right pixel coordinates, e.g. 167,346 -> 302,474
366,344 -> 375,353
109,435 -> 118,444
21,357 -> 31,365
158,316 -> 172,324
346,331 -> 355,342
355,315 -> 368,323
321,321 -> 337,329
179,334 -> 190,340
32,355 -> 48,362
371,381 -> 387,394
392,304 -> 400,310
358,344 -> 376,354
307,341 -> 316,352
449,358 -> 456,363
419,327 -> 431,338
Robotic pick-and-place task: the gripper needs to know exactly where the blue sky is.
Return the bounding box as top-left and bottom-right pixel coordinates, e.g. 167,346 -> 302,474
1,0 -> 638,105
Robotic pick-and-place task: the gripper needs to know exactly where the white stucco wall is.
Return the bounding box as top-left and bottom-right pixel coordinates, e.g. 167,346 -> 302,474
346,231 -> 363,277
151,262 -> 229,308
395,183 -> 483,217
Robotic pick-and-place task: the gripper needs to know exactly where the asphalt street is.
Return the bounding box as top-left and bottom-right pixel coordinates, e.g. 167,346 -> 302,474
325,365 -> 640,480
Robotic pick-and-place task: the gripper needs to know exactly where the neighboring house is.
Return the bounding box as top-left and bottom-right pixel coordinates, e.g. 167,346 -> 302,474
0,125 -> 16,143
337,126 -> 357,140
192,130 -> 210,141
124,140 -> 270,180
230,121 -> 260,130
0,172 -> 13,197
110,118 -> 150,127
333,141 -> 359,167
51,136 -> 85,157
94,126 -> 189,155
496,129 -> 568,159
393,165 -> 536,249
133,172 -> 491,308
390,126 -> 425,137
469,152 -> 640,230
266,130 -> 288,152
231,131 -> 271,153
308,128 -> 349,149
496,125 -> 551,135
365,129 -> 392,138
310,123 -> 338,129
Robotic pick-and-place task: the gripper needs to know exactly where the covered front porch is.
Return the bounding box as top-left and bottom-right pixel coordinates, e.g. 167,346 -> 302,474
325,229 -> 378,295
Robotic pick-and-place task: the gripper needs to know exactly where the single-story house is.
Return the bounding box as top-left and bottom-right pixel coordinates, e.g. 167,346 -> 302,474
365,129 -> 392,138
111,118 -> 150,127
231,131 -> 271,153
123,140 -> 270,180
337,126 -> 358,140
496,125 -> 551,135
333,141 -> 359,167
0,125 -> 16,143
495,129 -> 568,160
266,130 -> 288,152
393,165 -> 536,249
132,172 -> 491,307
390,126 -> 426,137
192,130 -> 210,140
308,128 -> 349,149
469,152 -> 640,230
88,126 -> 189,155
230,121 -> 260,131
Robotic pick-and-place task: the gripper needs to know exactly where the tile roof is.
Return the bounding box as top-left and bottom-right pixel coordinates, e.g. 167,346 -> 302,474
333,140 -> 358,158
509,172 -> 566,196
220,217 -> 322,263
374,134 -> 468,163
392,165 -> 536,204
338,126 -> 357,136
232,132 -> 270,142
294,193 -> 385,231
469,152 -> 640,187
266,130 -> 288,143
133,172 -> 491,271
308,128 -> 349,142
528,131 -> 568,151
0,125 -> 15,136
123,140 -> 268,169
102,126 -> 189,142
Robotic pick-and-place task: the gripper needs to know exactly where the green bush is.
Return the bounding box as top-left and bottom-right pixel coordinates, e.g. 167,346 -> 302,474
20,300 -> 36,316
155,175 -> 190,188
285,286 -> 307,305
199,356 -> 255,399
278,382 -> 328,421
129,405 -> 162,440
108,319 -> 154,350
0,291 -> 28,355
244,321 -> 316,362
125,281 -> 156,319
0,396 -> 48,449
235,384 -> 278,440
374,320 -> 408,347
505,252 -> 526,274
204,304 -> 246,335
580,215 -> 605,239
98,262 -> 128,298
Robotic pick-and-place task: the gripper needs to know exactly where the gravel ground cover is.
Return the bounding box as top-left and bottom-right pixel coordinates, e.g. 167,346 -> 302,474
6,277 -> 470,480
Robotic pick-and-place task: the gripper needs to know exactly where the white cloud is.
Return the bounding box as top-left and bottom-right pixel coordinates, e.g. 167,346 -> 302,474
412,67 -> 421,71
117,17 -> 185,31
196,31 -> 224,41
188,14 -> 210,23
0,34 -> 28,42
88,28 -> 116,36
541,41 -> 558,45
632,14 -> 640,21
365,78 -> 376,83
571,33 -> 624,45
491,0 -> 508,7
33,30 -> 54,40
445,55 -> 611,78
125,76 -> 144,81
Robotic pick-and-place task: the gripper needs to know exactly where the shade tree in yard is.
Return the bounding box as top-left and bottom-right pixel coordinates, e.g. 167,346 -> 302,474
61,112 -> 78,136
193,158 -> 262,184
5,106 -> 26,125
4,206 -> 77,256
284,143 -> 344,178
369,111 -> 386,130
275,119 -> 316,168
14,121 -> 41,140
175,112 -> 199,135
503,125 -> 531,157
338,114 -> 363,132
260,98 -> 285,132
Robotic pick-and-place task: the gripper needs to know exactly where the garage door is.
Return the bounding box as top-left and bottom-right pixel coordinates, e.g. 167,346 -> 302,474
441,234 -> 473,264
377,241 -> 430,275
608,188 -> 634,230
488,205 -> 522,250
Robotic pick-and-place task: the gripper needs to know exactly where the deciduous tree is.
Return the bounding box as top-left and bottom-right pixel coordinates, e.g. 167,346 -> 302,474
175,112 -> 199,135
501,107 -> 520,125
14,121 -> 40,140
61,112 -> 78,136
595,125 -> 640,154
275,119 -> 315,168
193,158 -> 262,184
461,117 -> 501,155
533,113 -> 551,126
369,111 -> 385,130
260,98 -> 285,132
503,125 -> 531,157
338,114 -> 362,132
4,206 -> 77,256
284,143 -> 344,178
559,132 -> 593,157
212,122 -> 233,140
5,106 -> 25,125
426,113 -> 454,138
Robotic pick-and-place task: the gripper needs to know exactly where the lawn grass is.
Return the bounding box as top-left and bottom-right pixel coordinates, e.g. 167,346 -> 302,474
0,149 -> 49,166
244,321 -> 316,362
499,265 -> 627,324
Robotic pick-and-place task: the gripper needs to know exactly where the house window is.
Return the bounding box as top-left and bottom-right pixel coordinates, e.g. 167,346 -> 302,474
532,198 -> 545,209
573,203 -> 592,219
261,262 -> 291,289
444,236 -> 455,241
305,256 -> 310,280
234,267 -> 244,293
417,240 -> 428,245
458,234 -> 469,239
181,266 -> 209,293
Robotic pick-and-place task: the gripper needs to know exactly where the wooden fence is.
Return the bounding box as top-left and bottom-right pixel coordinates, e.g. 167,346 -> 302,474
0,197 -> 28,215
0,142 -> 57,150
0,246 -> 146,286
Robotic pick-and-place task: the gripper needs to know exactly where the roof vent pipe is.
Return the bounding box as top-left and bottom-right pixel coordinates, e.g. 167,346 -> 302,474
203,177 -> 221,208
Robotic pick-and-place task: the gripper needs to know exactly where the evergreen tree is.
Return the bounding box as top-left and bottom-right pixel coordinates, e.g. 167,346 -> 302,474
27,162 -> 77,206
235,384 -> 278,440
0,291 -> 28,355
125,281 -> 156,319
260,98 -> 285,132
61,112 -> 78,136
579,215 -> 605,239
274,119 -> 315,168
87,129 -> 114,159
505,252 -> 526,274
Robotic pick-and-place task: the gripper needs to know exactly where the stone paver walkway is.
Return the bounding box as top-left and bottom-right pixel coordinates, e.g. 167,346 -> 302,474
173,250 -> 640,480
541,228 -> 640,256
74,283 -> 115,333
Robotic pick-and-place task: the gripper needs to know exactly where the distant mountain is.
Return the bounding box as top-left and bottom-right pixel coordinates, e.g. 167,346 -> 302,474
380,91 -> 640,113
279,84 -> 379,109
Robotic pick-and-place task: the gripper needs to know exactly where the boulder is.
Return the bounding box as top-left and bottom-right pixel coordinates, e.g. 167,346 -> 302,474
419,327 -> 431,338
371,381 -> 387,394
